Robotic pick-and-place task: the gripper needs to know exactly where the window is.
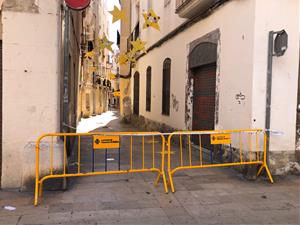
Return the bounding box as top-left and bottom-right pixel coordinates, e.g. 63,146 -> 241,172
162,58 -> 171,115
146,67 -> 152,112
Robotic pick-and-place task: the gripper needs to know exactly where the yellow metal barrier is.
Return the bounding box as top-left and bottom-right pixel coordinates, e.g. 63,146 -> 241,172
34,132 -> 168,206
167,129 -> 274,193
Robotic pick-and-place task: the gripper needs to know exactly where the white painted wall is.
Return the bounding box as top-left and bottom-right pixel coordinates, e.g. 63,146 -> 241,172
138,0 -> 186,47
133,0 -> 256,130
252,0 -> 300,152
2,0 -> 62,188
132,0 -> 299,155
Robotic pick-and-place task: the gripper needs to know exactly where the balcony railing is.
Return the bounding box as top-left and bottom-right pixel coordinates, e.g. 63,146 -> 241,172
176,0 -> 192,10
176,0 -> 217,19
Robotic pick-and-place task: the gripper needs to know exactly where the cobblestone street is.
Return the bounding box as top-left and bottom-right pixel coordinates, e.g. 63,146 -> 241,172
0,113 -> 299,225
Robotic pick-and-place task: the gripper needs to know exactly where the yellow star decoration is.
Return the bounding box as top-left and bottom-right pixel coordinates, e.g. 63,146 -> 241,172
109,72 -> 117,80
117,53 -> 128,65
143,9 -> 160,31
99,35 -> 114,53
131,38 -> 147,54
126,50 -> 137,63
109,6 -> 126,23
84,51 -> 95,59
88,66 -> 97,74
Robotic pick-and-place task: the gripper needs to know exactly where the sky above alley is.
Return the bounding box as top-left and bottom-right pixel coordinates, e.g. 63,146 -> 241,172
105,0 -> 121,51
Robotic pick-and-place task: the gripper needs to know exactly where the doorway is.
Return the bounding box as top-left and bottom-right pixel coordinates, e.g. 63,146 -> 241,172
189,41 -> 217,148
192,63 -> 217,147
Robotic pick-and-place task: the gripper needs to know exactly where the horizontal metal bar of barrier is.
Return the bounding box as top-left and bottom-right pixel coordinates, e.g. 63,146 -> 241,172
34,132 -> 168,206
167,129 -> 274,193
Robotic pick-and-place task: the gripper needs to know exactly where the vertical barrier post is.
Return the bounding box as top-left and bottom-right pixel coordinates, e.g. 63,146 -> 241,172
199,135 -> 202,165
188,135 -> 192,166
78,136 -> 81,173
179,134 -> 183,167
63,136 -> 67,175
92,146 -> 95,172
50,137 -> 53,175
34,140 -> 40,206
130,136 -> 133,170
257,131 -> 274,183
142,136 -> 145,169
105,148 -> 108,172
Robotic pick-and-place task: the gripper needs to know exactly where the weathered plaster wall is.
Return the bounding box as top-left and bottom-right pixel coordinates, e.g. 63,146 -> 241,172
2,0 -> 62,188
2,0 -> 39,13
251,0 -> 299,154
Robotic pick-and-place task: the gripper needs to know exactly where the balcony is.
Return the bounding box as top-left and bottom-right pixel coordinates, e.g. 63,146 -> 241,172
176,0 -> 217,19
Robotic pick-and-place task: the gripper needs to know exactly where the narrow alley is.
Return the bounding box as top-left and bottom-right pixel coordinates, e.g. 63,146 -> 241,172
0,0 -> 300,224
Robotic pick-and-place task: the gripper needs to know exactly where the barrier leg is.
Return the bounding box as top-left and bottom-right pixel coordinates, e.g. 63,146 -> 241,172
257,165 -> 264,176
168,172 -> 175,193
257,164 -> 274,183
264,164 -> 274,183
34,180 -> 39,206
39,182 -> 43,197
162,171 -> 169,193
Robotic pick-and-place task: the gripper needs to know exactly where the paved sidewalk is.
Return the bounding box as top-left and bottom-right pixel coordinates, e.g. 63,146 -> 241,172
0,112 -> 299,225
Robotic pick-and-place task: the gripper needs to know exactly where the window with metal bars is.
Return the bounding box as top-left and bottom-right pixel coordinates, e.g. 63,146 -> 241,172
162,58 -> 171,116
146,66 -> 152,112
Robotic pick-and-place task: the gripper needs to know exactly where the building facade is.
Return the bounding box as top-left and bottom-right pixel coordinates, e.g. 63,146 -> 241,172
119,0 -> 132,121
120,0 -> 300,172
79,0 -> 112,119
0,0 -> 83,189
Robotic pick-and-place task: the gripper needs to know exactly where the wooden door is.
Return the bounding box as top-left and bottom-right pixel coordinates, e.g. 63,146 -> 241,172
192,64 -> 217,148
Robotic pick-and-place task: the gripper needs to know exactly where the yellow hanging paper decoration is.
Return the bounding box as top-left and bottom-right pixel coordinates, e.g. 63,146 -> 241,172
143,9 -> 160,31
126,50 -> 137,64
84,51 -> 95,59
109,72 -> 117,80
117,53 -> 129,65
130,38 -> 147,54
109,5 -> 126,23
88,66 -> 97,74
99,35 -> 114,53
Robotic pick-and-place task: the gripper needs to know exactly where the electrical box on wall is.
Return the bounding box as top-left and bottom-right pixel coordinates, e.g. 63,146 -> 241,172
274,30 -> 288,57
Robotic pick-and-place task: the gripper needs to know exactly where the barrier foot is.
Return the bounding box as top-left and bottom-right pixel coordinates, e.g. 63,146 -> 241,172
168,172 -> 175,193
265,165 -> 274,183
154,173 -> 161,187
257,165 -> 264,177
257,164 -> 274,183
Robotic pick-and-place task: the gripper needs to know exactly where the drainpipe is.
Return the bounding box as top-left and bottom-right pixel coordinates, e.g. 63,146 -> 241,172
265,31 -> 274,166
63,7 -> 70,133
265,30 -> 288,166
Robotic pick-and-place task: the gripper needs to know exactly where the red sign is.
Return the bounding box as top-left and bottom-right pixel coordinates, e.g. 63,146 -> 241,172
65,0 -> 91,10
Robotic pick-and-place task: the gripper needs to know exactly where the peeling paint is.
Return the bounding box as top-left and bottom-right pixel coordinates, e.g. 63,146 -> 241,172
215,37 -> 221,126
2,0 -> 39,13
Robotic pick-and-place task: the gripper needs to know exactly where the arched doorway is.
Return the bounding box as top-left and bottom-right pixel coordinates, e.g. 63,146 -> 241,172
133,71 -> 140,115
189,42 -> 217,146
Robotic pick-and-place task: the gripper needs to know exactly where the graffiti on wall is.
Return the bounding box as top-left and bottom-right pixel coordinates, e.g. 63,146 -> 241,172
235,92 -> 246,104
171,94 -> 179,112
